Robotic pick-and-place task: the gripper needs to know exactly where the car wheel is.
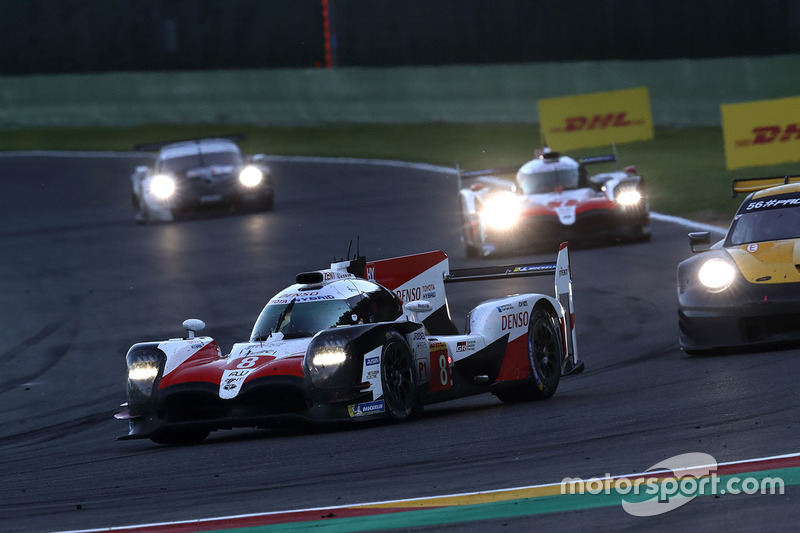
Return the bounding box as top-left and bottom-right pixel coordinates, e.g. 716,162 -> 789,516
495,307 -> 561,403
133,196 -> 150,225
149,428 -> 210,445
381,331 -> 418,421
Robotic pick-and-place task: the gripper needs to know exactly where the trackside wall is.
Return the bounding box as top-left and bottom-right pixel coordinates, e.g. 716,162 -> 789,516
0,55 -> 798,129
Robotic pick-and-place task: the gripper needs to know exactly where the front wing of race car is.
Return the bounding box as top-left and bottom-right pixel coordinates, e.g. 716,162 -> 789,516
116,322 -> 425,441
678,253 -> 800,351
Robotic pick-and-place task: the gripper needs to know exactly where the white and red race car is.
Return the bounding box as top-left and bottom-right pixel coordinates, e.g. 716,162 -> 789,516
458,149 -> 650,257
116,245 -> 583,444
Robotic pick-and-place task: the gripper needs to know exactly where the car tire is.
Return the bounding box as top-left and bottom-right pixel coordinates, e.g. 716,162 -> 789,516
380,331 -> 418,421
149,428 -> 210,445
495,306 -> 561,403
133,195 -> 150,225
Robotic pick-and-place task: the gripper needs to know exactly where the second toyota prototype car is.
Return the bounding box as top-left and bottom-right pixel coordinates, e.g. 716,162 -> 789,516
116,244 -> 583,444
458,148 -> 650,257
130,135 -> 274,223
678,175 -> 800,352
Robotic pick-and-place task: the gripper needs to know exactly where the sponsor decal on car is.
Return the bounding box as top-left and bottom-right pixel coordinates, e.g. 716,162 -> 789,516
496,303 -> 515,312
365,356 -> 380,366
501,311 -> 530,331
456,339 -> 477,352
745,198 -> 800,211
219,368 -> 253,399
510,265 -> 554,273
347,400 -> 385,417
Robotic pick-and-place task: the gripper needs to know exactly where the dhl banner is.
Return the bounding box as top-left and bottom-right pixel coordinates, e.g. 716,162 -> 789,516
538,87 -> 654,152
721,96 -> 800,170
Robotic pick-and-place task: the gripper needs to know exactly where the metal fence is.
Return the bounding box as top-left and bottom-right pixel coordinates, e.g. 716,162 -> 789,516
1,0 -> 799,75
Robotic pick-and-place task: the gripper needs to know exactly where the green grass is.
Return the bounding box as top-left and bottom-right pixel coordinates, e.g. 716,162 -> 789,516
2,123 -> 798,222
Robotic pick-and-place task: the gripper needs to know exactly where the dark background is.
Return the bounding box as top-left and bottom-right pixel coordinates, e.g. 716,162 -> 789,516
2,0 -> 799,75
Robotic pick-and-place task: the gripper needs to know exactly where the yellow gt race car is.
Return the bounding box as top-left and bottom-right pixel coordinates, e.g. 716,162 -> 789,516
677,175 -> 800,352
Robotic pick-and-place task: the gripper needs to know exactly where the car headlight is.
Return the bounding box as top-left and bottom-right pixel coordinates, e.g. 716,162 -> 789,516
697,258 -> 736,292
307,337 -> 350,384
239,166 -> 263,187
126,348 -> 164,398
312,349 -> 347,367
148,174 -> 176,200
616,188 -> 642,206
481,192 -> 521,230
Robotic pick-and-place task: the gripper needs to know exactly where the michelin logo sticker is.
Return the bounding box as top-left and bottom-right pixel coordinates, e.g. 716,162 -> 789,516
348,400 -> 386,417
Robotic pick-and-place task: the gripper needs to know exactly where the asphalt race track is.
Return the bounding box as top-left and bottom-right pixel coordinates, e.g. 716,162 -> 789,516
0,154 -> 797,532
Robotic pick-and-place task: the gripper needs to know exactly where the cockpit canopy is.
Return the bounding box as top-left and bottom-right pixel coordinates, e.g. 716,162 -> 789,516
727,194 -> 800,246
156,140 -> 243,175
250,278 -> 402,340
516,154 -> 583,194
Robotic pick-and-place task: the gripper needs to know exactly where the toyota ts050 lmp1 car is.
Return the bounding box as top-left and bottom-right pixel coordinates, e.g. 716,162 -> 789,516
458,148 -> 650,257
678,175 -> 800,352
130,135 -> 274,223
115,245 -> 584,444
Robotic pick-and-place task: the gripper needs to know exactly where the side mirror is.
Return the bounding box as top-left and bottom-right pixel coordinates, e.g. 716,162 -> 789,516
403,301 -> 432,322
182,318 -> 206,339
403,301 -> 432,313
688,231 -> 711,253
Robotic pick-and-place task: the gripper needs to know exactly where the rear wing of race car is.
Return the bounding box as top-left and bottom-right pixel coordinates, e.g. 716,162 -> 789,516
333,243 -> 580,375
732,175 -> 800,197
134,133 -> 246,152
444,242 -> 580,374
456,164 -> 519,191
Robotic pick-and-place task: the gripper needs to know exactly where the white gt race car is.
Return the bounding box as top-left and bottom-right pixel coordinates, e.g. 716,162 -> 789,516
130,135 -> 274,223
458,149 -> 650,257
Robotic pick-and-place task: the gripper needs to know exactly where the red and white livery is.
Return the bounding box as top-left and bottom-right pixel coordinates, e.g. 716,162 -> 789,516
458,149 -> 650,257
116,245 -> 583,444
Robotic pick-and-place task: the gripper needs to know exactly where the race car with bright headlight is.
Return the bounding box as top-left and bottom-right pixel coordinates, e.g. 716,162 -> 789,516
115,244 -> 583,444
677,175 -> 800,352
130,135 -> 274,223
458,148 -> 649,257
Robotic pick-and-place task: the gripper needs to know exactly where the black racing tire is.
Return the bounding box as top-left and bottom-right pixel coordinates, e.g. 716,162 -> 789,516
380,331 -> 419,421
495,306 -> 562,403
149,428 -> 210,445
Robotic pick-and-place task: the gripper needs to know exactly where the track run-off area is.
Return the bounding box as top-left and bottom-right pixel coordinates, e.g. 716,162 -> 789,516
0,153 -> 797,532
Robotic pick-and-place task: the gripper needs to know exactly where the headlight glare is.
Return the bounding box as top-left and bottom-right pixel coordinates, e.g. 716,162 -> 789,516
129,363 -> 159,381
126,348 -> 164,398
481,192 -> 521,229
616,189 -> 642,206
312,349 -> 347,367
698,258 -> 736,292
307,337 -> 350,384
239,166 -> 263,187
148,174 -> 176,200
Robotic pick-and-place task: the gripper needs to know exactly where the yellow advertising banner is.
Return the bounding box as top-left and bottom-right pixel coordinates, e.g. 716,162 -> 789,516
721,96 -> 800,169
538,87 -> 654,151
